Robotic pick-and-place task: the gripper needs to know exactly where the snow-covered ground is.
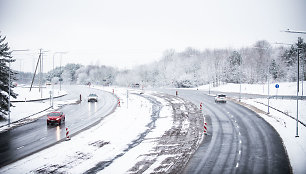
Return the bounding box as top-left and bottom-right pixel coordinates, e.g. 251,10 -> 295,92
198,81 -> 306,96
1,82 -> 305,173
0,85 -> 74,132
0,86 -> 203,173
198,82 -> 306,174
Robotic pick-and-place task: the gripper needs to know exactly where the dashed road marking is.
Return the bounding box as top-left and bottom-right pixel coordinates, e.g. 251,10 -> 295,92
17,146 -> 24,150
239,150 -> 241,155
239,140 -> 242,144
40,137 -> 46,141
236,163 -> 239,168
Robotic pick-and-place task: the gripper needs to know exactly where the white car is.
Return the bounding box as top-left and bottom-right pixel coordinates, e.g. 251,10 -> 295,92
215,94 -> 226,103
88,94 -> 98,102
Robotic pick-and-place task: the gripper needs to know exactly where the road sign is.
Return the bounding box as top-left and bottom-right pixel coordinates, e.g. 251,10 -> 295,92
275,84 -> 279,88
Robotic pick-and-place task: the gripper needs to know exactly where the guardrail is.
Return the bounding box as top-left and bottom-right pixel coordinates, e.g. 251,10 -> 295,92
254,101 -> 306,127
268,95 -> 306,100
0,106 -> 52,129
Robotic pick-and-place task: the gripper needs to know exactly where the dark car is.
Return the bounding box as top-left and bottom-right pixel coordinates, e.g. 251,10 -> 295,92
88,94 -> 98,102
47,112 -> 65,125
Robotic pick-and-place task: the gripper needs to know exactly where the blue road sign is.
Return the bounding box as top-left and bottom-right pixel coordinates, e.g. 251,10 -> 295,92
275,84 -> 279,88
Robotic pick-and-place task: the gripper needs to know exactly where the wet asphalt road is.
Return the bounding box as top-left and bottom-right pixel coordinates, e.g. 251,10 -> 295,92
0,85 -> 117,168
156,89 -> 291,174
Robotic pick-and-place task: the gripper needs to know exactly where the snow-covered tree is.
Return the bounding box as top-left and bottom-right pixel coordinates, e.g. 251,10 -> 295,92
0,34 -> 17,118
224,51 -> 242,83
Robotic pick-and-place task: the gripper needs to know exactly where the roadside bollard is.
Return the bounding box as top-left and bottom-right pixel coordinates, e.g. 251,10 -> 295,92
176,91 -> 178,96
200,102 -> 203,111
113,89 -> 114,94
204,122 -> 208,135
118,99 -> 121,107
66,128 -> 71,141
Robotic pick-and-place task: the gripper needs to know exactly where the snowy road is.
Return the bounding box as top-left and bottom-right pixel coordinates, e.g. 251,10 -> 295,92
0,85 -> 117,167
156,89 -> 291,174
0,87 -> 204,173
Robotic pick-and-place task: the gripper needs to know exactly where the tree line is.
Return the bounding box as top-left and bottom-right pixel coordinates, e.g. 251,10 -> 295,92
1,34 -> 306,118
24,39 -> 306,88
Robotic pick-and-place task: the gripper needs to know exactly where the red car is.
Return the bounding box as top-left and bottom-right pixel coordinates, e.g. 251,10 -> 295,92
47,112 -> 65,125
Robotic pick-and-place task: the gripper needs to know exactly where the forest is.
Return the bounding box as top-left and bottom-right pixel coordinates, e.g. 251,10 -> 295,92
17,39 -> 306,88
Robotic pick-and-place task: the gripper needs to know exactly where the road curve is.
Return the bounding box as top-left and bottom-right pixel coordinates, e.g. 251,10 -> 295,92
156,89 -> 291,174
0,85 -> 117,168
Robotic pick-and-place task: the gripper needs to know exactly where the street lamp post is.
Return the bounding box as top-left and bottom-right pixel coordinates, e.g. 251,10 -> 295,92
280,30 -> 306,137
9,49 -> 29,127
51,51 -> 68,107
296,48 -> 302,137
275,41 -> 303,137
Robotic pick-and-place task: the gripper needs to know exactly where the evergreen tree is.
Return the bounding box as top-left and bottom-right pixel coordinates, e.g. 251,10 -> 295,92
0,34 -> 17,119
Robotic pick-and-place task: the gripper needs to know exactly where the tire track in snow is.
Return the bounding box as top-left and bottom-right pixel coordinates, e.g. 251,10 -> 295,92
84,94 -> 162,174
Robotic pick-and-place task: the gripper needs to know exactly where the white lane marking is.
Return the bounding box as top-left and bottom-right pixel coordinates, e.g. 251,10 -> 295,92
239,140 -> 242,144
237,125 -> 239,128
40,137 -> 46,141
17,146 -> 24,150
239,132 -> 241,135
236,163 -> 239,168
239,150 -> 241,155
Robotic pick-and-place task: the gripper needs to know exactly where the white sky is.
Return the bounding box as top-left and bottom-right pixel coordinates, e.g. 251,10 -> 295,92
1,0 -> 305,72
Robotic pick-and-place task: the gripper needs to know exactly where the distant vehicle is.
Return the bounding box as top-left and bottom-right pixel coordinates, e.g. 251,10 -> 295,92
12,82 -> 18,87
215,94 -> 227,103
131,83 -> 140,88
88,94 -> 98,102
45,82 -> 52,85
47,112 -> 65,125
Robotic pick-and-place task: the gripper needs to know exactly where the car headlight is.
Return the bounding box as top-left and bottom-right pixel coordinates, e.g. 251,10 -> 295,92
56,118 -> 60,120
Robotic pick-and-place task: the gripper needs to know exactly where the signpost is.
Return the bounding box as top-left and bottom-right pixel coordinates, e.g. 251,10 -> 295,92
275,84 -> 279,97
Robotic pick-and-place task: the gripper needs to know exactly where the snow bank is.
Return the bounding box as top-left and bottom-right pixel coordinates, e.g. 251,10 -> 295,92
0,87 -> 174,174
0,86 -> 73,132
197,81 -> 306,96
11,85 -> 67,102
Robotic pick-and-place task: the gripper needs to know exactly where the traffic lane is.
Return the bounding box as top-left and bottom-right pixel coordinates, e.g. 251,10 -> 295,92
0,86 -> 117,167
179,91 -> 240,173
224,101 -> 291,173
154,89 -> 290,174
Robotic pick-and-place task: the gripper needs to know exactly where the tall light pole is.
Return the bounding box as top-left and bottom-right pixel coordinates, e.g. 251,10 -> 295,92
282,29 -> 306,34
296,48 -> 301,137
51,51 -> 67,107
275,42 -> 301,137
9,49 -> 29,127
281,29 -> 306,137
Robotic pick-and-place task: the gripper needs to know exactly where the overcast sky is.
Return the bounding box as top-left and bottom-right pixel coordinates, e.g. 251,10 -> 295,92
0,0 -> 305,72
